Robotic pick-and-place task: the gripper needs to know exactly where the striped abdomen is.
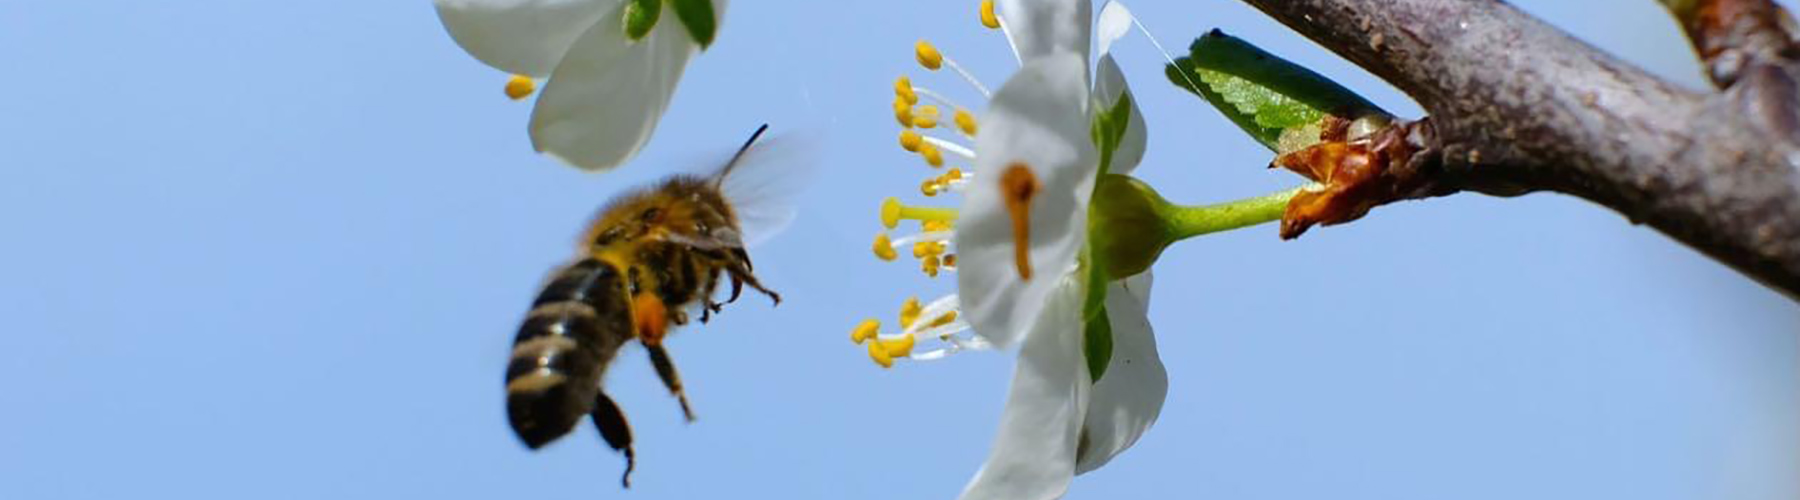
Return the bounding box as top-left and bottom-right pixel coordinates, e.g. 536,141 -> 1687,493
505,258 -> 634,449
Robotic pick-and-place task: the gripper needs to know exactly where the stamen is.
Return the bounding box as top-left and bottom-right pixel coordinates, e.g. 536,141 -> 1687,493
898,297 -> 923,330
871,233 -> 899,261
926,310 -> 958,329
922,136 -> 976,160
888,231 -> 953,254
912,241 -> 943,259
504,74 -> 537,100
954,108 -> 978,136
894,76 -> 918,105
867,338 -> 897,368
913,39 -> 991,98
979,0 -> 1001,29
999,163 -> 1040,280
882,334 -> 916,357
941,56 -> 992,98
921,255 -> 942,277
898,130 -> 923,152
912,87 -> 963,110
921,179 -> 943,196
918,142 -> 945,167
851,319 -> 881,344
915,40 -> 943,70
922,220 -> 954,232
942,253 -> 958,268
866,333 -> 916,368
911,105 -> 941,129
893,99 -> 915,128
909,294 -> 962,333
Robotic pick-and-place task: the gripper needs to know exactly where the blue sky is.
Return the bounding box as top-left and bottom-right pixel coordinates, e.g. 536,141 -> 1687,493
2,1 -> 1795,499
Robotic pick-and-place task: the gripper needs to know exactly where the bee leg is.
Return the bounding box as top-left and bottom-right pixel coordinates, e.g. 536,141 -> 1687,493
700,300 -> 723,323
724,261 -> 781,306
726,274 -> 744,304
591,392 -> 637,489
645,343 -> 696,422
700,268 -> 723,324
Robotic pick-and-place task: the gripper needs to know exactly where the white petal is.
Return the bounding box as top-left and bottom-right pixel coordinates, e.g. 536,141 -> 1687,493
1094,1 -> 1131,59
433,0 -> 618,77
956,52 -> 1096,348
959,279 -> 1091,500
1074,274 -> 1166,474
1092,55 -> 1146,175
998,0 -> 1093,63
528,2 -> 698,171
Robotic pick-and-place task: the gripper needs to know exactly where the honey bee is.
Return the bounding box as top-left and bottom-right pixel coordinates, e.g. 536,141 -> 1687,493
504,124 -> 800,487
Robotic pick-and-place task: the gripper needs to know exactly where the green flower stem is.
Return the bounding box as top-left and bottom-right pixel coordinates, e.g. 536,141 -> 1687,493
1164,186 -> 1303,242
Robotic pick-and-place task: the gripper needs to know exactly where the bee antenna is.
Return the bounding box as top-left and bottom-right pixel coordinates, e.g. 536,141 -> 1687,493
714,123 -> 771,186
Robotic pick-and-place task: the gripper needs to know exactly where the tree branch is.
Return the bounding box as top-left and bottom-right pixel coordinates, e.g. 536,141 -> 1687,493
1241,0 -> 1800,299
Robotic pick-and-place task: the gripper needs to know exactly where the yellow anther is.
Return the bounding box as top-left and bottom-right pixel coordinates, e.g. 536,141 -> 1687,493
899,297 -> 923,329
851,319 -> 881,344
912,105 -> 941,129
919,142 -> 944,167
922,220 -> 953,232
934,241 -> 949,255
921,179 -> 942,197
944,167 -> 965,181
895,76 -> 918,105
915,40 -> 943,70
868,339 -> 896,368
504,74 -> 537,100
881,334 -> 916,358
943,253 -> 958,268
954,108 -> 978,135
927,310 -> 959,329
872,233 -> 898,261
881,197 -> 959,229
893,99 -> 914,128
980,0 -> 1001,29
899,130 -> 923,152
922,255 -> 942,277
912,241 -> 936,259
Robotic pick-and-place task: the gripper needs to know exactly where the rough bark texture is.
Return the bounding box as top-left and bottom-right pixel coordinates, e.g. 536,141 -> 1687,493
1242,0 -> 1800,298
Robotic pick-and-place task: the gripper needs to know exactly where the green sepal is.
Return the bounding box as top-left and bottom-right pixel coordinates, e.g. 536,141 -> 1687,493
1089,174 -> 1173,279
1084,303 -> 1114,383
1090,92 -> 1134,176
1165,29 -> 1382,152
1079,87 -> 1138,384
668,0 -> 717,48
622,0 -> 662,41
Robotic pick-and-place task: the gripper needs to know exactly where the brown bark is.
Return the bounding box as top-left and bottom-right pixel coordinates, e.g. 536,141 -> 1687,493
1241,0 -> 1800,299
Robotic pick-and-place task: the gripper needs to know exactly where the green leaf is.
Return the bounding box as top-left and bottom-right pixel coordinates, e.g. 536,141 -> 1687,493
622,0 -> 661,41
668,0 -> 717,48
1084,304 -> 1114,383
1166,29 -> 1382,152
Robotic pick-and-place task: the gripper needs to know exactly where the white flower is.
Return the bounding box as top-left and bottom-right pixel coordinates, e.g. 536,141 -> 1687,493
848,2 -> 1164,499
955,0 -> 1144,349
433,0 -> 725,171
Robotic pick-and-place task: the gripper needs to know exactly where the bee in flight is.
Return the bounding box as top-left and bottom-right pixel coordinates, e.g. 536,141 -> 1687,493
503,124 -> 800,487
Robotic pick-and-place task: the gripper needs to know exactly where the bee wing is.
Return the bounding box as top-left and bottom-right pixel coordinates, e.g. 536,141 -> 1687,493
709,127 -> 821,248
